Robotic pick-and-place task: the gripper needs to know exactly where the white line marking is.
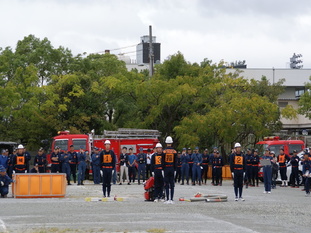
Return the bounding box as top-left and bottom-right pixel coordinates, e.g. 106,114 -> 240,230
0,218 -> 7,232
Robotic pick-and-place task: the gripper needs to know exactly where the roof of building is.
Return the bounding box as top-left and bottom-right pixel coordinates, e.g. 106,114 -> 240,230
226,68 -> 311,87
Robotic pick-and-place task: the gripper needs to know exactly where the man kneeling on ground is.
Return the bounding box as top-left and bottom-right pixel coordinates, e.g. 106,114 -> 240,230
0,165 -> 13,198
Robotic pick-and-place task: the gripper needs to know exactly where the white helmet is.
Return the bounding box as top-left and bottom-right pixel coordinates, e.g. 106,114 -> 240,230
156,143 -> 163,148
234,143 -> 241,148
165,136 -> 173,144
104,140 -> 111,145
17,144 -> 24,149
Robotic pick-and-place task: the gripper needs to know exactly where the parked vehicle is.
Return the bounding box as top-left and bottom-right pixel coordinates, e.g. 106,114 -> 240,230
257,136 -> 305,185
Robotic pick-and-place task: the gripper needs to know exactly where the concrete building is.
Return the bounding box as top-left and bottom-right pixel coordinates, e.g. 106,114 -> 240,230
226,68 -> 311,137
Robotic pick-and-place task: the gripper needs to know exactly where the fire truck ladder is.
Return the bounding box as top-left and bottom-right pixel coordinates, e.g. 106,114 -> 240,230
95,128 -> 161,139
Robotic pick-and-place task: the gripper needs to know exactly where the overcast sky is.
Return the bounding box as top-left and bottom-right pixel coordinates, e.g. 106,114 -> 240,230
1,0 -> 311,68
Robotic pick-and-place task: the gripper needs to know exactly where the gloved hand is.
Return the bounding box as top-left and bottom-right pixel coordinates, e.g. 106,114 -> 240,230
100,170 -> 103,176
243,172 -> 245,178
152,172 -> 154,177
231,172 -> 234,178
0,181 -> 4,186
112,169 -> 114,175
174,171 -> 176,177
25,170 -> 27,173
13,170 -> 15,174
162,171 -> 164,177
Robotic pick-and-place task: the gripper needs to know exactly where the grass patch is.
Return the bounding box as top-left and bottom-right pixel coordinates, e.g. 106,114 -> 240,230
146,228 -> 166,233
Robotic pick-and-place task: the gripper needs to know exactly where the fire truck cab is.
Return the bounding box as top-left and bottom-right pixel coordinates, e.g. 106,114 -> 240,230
256,136 -> 304,156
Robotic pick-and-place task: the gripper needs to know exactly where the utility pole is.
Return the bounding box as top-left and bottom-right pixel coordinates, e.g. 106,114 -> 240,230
149,25 -> 154,77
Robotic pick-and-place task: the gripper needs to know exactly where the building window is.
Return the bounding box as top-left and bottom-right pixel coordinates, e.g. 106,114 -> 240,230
278,102 -> 288,108
295,89 -> 305,98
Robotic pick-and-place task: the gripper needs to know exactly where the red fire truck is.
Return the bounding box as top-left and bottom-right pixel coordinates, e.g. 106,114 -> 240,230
47,128 -> 161,172
256,136 -> 305,156
256,136 -> 305,184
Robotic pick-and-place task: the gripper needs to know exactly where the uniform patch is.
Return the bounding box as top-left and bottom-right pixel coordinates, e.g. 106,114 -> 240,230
234,156 -> 243,165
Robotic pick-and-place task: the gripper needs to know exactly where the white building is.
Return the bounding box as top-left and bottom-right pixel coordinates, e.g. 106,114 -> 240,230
226,68 -> 311,135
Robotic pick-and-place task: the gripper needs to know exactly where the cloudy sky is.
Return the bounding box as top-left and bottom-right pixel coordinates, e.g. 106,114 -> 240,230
1,0 -> 311,68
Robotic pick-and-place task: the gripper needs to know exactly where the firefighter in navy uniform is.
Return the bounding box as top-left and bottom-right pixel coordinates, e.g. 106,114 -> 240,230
187,148 -> 193,184
7,149 -> 16,178
213,151 -> 224,186
251,149 -> 260,187
191,147 -> 202,186
91,147 -> 101,184
99,140 -> 116,197
51,146 -> 61,173
151,143 -> 165,202
180,148 -> 190,185
137,147 -> 146,185
245,149 -> 253,188
13,144 -> 30,173
175,151 -> 182,183
68,145 -> 78,183
278,148 -> 290,187
290,150 -> 300,188
302,153 -> 311,196
163,136 -> 177,204
60,151 -> 71,185
230,143 -> 246,201
34,148 -> 47,173
201,149 -> 209,185
23,146 -> 31,173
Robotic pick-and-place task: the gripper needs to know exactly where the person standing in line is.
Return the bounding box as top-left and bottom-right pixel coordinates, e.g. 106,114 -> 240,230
77,146 -> 86,185
251,149 -> 260,187
302,153 -> 311,196
68,145 -> 78,183
146,148 -> 153,179
191,147 -> 202,186
91,147 -> 101,184
244,149 -> 253,188
175,151 -> 182,183
180,148 -> 190,185
201,149 -> 209,185
137,147 -> 146,185
290,150 -> 300,188
119,147 -> 129,185
127,148 -> 136,185
51,147 -> 61,173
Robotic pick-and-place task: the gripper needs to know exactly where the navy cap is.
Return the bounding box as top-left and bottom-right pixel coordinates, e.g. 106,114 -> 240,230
182,148 -> 187,151
0,165 -> 6,172
195,146 -> 199,150
147,148 -> 151,152
54,146 -> 60,150
70,145 -> 74,148
213,147 -> 218,150
139,147 -> 143,151
265,148 -> 270,151
80,146 -> 84,149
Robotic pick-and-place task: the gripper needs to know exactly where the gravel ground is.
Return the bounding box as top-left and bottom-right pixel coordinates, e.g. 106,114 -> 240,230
0,179 -> 310,233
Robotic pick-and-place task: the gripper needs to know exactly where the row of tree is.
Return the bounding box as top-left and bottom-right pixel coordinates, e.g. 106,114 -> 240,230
0,35 -> 306,153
